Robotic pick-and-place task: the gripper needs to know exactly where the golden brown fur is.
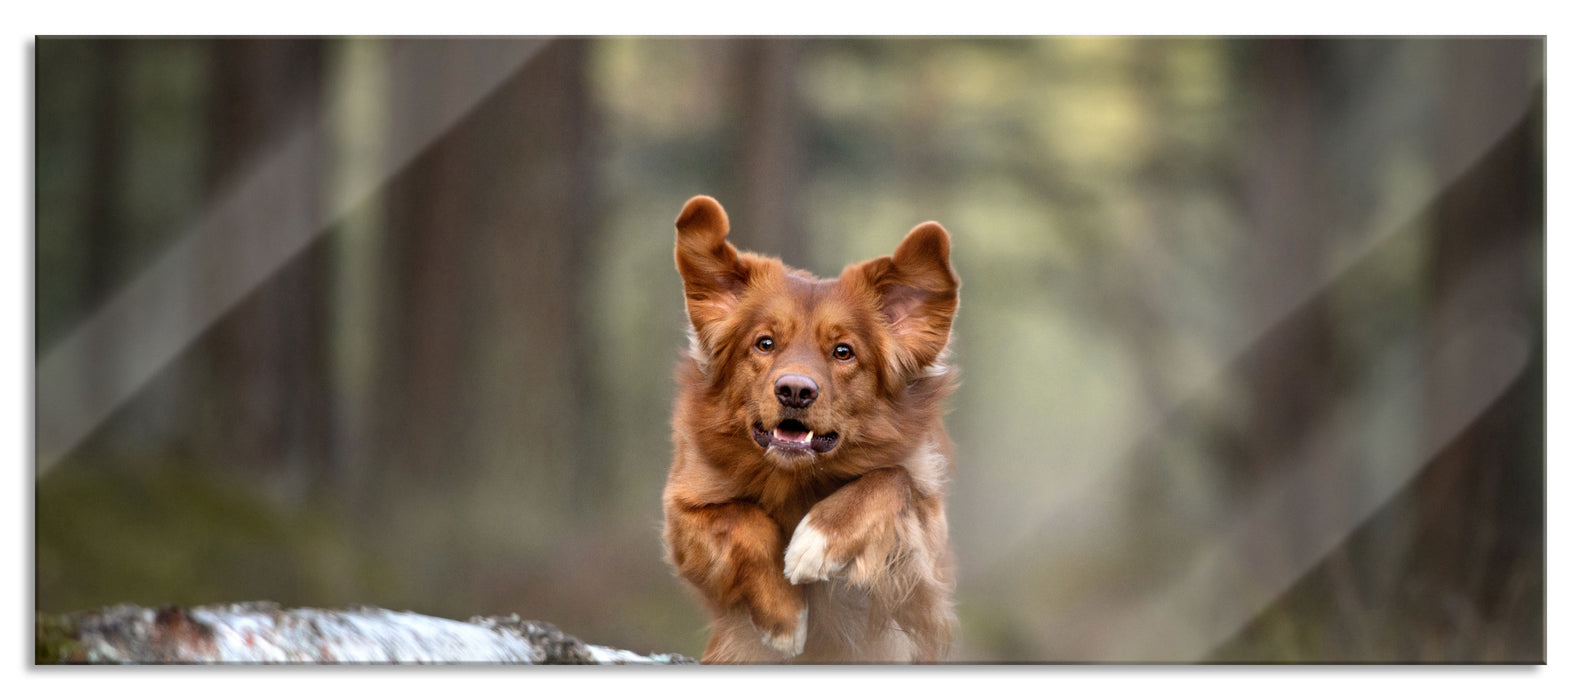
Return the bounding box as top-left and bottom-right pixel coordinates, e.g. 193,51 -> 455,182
660,195 -> 959,663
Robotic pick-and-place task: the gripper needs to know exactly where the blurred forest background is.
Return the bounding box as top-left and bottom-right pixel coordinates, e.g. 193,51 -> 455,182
34,37 -> 1544,662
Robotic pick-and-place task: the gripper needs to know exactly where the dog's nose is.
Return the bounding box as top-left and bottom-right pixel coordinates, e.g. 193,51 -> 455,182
775,373 -> 820,409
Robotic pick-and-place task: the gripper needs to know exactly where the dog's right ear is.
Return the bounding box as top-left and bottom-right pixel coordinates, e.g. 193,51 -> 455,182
675,195 -> 750,335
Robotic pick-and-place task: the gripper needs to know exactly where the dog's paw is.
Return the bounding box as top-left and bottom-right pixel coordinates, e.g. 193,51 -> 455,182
784,515 -> 846,585
759,603 -> 808,657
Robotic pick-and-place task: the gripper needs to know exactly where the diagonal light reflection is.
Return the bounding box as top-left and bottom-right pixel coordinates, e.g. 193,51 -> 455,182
964,87 -> 1542,660
35,38 -> 550,474
973,88 -> 1542,575
1100,258 -> 1534,662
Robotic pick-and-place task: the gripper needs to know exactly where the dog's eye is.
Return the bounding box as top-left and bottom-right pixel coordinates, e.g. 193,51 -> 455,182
832,343 -> 854,361
755,336 -> 775,353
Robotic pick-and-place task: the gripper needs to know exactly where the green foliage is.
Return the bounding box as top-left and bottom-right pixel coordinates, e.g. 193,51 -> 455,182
36,459 -> 399,615
35,612 -> 83,665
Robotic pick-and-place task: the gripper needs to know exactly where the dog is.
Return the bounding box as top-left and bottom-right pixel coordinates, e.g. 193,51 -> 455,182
661,195 -> 959,663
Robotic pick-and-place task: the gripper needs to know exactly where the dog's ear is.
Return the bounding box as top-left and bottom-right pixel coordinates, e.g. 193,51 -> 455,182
856,221 -> 959,378
675,195 -> 750,336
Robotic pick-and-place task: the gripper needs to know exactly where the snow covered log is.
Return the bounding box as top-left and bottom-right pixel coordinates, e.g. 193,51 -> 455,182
35,602 -> 696,665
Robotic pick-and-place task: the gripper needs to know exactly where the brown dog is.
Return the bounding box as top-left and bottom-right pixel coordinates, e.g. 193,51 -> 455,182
661,195 -> 959,663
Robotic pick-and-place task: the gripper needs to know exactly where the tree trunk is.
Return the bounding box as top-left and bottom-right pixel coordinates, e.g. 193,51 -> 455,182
203,38 -> 333,484
1238,38 -> 1353,615
721,38 -> 809,268
371,37 -> 599,500
1412,39 -> 1543,658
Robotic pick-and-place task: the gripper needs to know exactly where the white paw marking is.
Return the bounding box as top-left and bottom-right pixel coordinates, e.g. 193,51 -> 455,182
784,516 -> 845,585
761,604 -> 807,657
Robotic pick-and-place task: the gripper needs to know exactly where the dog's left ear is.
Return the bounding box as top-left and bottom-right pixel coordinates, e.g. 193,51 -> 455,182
856,221 -> 959,378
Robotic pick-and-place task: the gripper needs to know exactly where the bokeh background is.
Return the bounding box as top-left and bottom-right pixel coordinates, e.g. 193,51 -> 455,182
34,36 -> 1544,662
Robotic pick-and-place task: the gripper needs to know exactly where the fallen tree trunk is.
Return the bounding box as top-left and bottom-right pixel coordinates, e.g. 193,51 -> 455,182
35,602 -> 695,665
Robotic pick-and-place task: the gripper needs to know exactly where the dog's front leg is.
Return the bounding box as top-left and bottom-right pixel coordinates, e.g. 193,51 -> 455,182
784,466 -> 920,588
665,500 -> 808,659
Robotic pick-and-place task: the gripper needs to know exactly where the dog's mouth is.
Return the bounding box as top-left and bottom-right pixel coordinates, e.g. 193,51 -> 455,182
752,419 -> 840,455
